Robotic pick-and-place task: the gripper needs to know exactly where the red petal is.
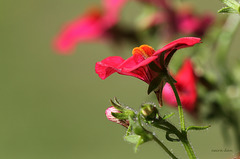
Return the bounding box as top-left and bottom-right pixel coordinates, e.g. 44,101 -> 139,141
95,56 -> 125,80
154,37 -> 201,59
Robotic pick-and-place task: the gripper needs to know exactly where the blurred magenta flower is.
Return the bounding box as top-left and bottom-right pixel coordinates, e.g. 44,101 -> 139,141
95,37 -> 201,84
176,6 -> 214,37
105,106 -> 129,128
162,59 -> 197,112
53,0 -> 127,53
140,5 -> 214,38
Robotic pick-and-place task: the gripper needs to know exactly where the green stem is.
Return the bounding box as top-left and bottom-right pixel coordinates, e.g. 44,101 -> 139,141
166,75 -> 185,131
137,114 -> 178,159
181,136 -> 196,159
152,135 -> 178,159
153,118 -> 197,159
166,75 -> 197,159
215,14 -> 240,69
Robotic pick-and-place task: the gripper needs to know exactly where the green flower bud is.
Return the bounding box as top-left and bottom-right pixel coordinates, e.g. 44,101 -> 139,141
140,103 -> 158,120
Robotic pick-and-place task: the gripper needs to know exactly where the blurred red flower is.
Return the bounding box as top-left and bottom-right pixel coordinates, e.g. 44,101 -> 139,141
162,59 -> 197,112
53,0 -> 127,53
175,6 -> 214,37
139,5 -> 214,38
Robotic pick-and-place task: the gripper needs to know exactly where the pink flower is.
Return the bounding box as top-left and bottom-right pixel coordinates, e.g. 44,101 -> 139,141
140,5 -> 214,38
162,59 -> 197,112
95,37 -> 201,84
53,0 -> 127,53
176,7 -> 214,37
105,106 -> 129,128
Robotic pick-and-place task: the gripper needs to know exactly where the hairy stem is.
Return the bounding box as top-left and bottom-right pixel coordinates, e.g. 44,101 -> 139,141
166,75 -> 185,131
166,75 -> 197,159
152,135 -> 178,159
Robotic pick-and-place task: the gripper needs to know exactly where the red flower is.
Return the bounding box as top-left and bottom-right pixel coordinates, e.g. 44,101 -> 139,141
95,37 -> 201,84
162,59 -> 197,112
53,0 -> 127,53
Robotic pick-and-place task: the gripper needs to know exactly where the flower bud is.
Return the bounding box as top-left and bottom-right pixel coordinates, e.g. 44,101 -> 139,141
105,106 -> 129,128
140,103 -> 158,120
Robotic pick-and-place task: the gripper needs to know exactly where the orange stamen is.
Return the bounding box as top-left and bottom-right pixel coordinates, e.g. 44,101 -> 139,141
132,45 -> 155,58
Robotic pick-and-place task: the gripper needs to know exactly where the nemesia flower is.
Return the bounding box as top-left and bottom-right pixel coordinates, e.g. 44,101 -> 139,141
105,106 -> 129,128
176,6 -> 214,37
139,4 -> 214,38
53,0 -> 127,53
162,59 -> 197,112
95,37 -> 201,84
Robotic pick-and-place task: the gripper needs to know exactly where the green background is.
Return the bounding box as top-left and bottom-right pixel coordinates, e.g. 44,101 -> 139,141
0,0 -> 239,158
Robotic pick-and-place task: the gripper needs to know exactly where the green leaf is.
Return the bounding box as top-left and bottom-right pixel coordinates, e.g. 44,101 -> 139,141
111,112 -> 129,120
163,113 -> 175,120
147,75 -> 165,94
220,0 -> 240,12
110,98 -> 124,111
218,7 -> 238,13
125,116 -> 153,152
124,135 -> 142,144
110,98 -> 136,118
186,125 -> 211,131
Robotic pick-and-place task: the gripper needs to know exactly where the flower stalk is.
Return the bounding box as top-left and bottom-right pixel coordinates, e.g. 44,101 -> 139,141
137,113 -> 178,159
166,74 -> 197,159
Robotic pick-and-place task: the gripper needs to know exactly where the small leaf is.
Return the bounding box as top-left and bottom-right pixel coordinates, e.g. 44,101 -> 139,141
125,116 -> 153,152
110,98 -> 124,111
124,134 -> 144,152
165,131 -> 180,142
148,75 -> 165,94
154,81 -> 165,106
220,0 -> 240,12
186,125 -> 211,131
124,135 -> 142,144
163,113 -> 175,120
111,112 -> 129,120
218,7 -> 238,13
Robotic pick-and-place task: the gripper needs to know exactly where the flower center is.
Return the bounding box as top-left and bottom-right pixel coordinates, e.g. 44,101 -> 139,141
132,45 -> 155,59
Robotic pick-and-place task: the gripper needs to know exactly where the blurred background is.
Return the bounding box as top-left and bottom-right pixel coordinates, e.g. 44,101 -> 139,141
1,0 -> 240,159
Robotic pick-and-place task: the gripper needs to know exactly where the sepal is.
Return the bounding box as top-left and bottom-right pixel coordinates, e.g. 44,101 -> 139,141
110,97 -> 136,119
148,75 -> 165,94
162,112 -> 175,120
